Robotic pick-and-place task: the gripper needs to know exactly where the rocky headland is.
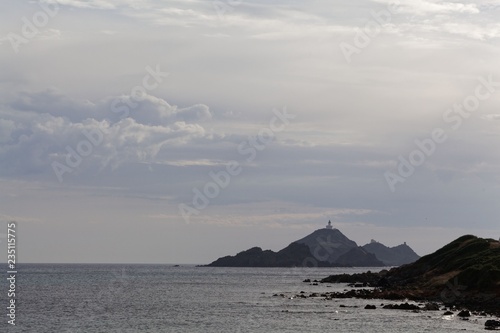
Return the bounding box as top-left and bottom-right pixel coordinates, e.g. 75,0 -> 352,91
318,235 -> 500,316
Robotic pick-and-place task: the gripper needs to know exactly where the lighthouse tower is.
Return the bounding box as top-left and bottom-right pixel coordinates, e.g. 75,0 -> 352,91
326,220 -> 333,229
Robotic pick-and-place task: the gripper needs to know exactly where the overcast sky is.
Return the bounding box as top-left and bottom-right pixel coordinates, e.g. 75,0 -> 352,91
1,0 -> 500,264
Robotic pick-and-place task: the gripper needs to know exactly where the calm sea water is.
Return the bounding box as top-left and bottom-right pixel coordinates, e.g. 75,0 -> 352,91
0,264 -> 495,332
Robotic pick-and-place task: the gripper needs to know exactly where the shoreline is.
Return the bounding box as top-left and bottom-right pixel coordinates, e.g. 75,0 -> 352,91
314,269 -> 500,319
289,280 -> 500,329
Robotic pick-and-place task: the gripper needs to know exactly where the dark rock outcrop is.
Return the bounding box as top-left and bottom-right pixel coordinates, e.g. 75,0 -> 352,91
383,302 -> 420,310
321,270 -> 386,285
485,319 -> 500,330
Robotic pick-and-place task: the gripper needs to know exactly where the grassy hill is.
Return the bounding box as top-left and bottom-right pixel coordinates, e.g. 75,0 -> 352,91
386,235 -> 500,293
322,235 -> 500,313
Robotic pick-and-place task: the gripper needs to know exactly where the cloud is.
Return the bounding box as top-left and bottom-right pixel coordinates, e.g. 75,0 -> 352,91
1,0 -> 500,264
0,90 -> 213,177
482,114 -> 500,120
439,22 -> 500,40
171,201 -> 379,227
372,0 -> 479,15
46,0 -> 117,10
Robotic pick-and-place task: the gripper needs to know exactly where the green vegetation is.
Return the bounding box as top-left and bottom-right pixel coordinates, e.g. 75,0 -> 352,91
396,235 -> 500,291
321,234 -> 500,314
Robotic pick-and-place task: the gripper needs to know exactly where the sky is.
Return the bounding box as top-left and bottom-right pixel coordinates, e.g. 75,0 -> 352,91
0,0 -> 500,264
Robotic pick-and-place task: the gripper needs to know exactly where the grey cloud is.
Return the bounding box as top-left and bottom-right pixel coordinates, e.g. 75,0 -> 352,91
106,94 -> 212,126
1,0 -> 500,263
0,91 -> 213,177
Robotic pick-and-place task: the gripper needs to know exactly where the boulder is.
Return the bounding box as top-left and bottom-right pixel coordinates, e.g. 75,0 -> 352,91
485,320 -> 500,330
423,303 -> 440,311
383,302 -> 420,310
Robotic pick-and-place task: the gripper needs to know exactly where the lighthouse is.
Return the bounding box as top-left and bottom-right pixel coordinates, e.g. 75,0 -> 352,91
326,220 -> 333,229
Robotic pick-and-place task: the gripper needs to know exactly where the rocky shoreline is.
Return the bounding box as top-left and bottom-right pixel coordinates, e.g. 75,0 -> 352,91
318,270 -> 500,316
298,235 -> 500,329
317,270 -> 500,316
277,280 -> 500,330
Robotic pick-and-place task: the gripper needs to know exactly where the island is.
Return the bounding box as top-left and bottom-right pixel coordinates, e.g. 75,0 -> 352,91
207,221 -> 420,267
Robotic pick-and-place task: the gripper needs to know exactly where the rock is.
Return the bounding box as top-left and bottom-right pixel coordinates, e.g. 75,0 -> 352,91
303,279 -> 311,283
443,311 -> 454,315
383,302 -> 420,310
365,304 -> 376,309
424,303 -> 440,311
485,320 -> 500,330
457,310 -> 471,317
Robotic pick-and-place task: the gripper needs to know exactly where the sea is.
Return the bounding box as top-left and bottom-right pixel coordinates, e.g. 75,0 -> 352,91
1,264 -> 496,332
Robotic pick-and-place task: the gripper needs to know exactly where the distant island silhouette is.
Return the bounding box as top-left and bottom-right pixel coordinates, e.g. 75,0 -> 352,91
207,221 -> 419,267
